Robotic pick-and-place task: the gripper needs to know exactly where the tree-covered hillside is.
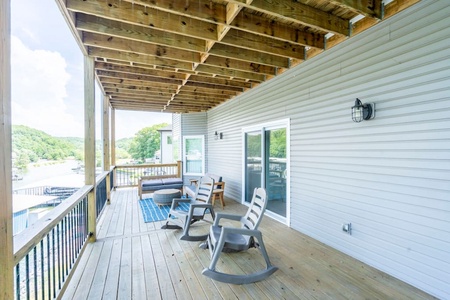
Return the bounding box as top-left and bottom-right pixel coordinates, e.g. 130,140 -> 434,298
12,125 -> 81,170
12,123 -> 169,171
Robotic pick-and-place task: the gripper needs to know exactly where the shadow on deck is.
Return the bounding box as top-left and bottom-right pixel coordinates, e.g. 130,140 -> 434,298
62,188 -> 434,300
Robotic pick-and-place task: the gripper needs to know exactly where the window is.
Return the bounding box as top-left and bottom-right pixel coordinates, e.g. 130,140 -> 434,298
183,135 -> 205,175
167,135 -> 172,145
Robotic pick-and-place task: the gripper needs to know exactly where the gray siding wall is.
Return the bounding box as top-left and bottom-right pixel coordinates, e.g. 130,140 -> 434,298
205,1 -> 450,298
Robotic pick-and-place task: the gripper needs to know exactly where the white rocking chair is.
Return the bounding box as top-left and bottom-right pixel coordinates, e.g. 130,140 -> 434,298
161,176 -> 215,241
201,187 -> 277,284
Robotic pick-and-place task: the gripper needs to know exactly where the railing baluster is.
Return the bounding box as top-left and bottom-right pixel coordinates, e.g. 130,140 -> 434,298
57,223 -> 61,290
15,263 -> 20,300
40,240 -> 44,300
33,248 -> 37,300
47,233 -> 51,300
25,254 -> 30,300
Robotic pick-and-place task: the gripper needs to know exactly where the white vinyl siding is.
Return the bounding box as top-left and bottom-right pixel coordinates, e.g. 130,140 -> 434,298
202,1 -> 450,298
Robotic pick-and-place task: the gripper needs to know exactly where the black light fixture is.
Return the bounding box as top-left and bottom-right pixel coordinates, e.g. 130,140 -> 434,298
214,131 -> 223,140
351,98 -> 375,122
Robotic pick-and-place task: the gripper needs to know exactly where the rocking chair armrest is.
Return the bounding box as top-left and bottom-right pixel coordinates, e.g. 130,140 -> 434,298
213,213 -> 243,226
189,202 -> 214,210
170,198 -> 191,209
220,227 -> 262,238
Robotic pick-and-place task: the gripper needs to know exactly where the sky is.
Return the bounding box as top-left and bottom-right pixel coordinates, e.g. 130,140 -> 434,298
10,0 -> 172,139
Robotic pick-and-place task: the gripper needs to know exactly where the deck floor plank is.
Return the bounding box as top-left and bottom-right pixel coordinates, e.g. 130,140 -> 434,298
102,238 -> 122,299
71,241 -> 104,299
165,230 -> 208,300
141,233 -> 162,300
62,188 -> 436,300
117,236 -> 132,299
150,230 -> 177,299
131,236 -> 147,300
157,231 -> 194,299
87,239 -> 113,299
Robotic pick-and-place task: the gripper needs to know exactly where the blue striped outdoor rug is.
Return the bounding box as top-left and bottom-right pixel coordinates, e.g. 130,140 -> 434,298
139,198 -> 190,223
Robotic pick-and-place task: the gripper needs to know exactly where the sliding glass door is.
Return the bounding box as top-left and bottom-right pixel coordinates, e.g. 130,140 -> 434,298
244,120 -> 289,221
245,131 -> 262,203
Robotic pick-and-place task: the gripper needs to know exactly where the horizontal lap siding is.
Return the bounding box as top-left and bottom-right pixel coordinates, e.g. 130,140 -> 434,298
205,1 -> 450,298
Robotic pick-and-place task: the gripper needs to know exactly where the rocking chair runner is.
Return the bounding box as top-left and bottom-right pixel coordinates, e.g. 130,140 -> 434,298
161,176 -> 215,241
201,187 -> 277,284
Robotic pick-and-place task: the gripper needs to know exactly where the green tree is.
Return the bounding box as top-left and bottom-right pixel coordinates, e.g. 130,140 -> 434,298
128,123 -> 168,162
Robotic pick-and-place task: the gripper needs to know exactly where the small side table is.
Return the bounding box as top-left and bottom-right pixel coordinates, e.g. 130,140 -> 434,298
212,182 -> 225,209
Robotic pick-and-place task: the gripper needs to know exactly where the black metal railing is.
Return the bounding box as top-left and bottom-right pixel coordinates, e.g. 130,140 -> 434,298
114,161 -> 182,187
13,186 -> 90,300
95,172 -> 108,219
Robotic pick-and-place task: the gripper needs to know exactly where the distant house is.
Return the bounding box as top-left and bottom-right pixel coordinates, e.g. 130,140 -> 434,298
158,125 -> 173,164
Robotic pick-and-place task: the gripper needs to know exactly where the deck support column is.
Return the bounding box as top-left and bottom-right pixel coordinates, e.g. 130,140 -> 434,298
102,92 -> 111,203
111,108 -> 116,189
0,0 -> 14,297
84,55 -> 96,242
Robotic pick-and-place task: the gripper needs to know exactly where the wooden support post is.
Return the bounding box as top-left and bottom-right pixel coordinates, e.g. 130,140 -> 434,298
111,108 -> 116,189
84,55 -> 96,242
102,92 -> 111,203
177,160 -> 182,178
0,0 -> 14,297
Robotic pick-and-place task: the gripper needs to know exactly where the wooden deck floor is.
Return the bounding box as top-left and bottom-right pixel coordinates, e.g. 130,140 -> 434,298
62,188 -> 434,300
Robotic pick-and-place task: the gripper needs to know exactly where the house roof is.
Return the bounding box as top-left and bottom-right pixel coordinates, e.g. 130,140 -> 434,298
56,0 -> 420,113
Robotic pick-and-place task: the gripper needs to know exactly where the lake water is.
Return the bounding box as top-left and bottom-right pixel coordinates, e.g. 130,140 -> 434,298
13,160 -> 85,191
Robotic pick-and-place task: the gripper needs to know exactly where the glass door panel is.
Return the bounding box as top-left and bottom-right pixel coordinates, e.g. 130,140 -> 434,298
265,128 -> 287,217
245,131 -> 262,203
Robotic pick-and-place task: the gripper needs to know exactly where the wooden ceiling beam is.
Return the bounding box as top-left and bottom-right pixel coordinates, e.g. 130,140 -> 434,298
102,83 -> 178,94
95,62 -> 188,80
97,70 -> 183,85
88,47 -> 194,71
227,0 -> 349,36
203,55 -> 277,75
188,75 -> 252,89
76,13 -> 208,52
180,86 -> 239,96
219,28 -> 307,58
229,11 -> 325,48
328,0 -> 383,19
185,81 -> 244,93
99,77 -> 180,89
195,64 -> 266,82
67,0 -> 218,41
121,0 -> 227,24
83,32 -> 201,63
105,90 -> 175,98
209,44 -> 289,69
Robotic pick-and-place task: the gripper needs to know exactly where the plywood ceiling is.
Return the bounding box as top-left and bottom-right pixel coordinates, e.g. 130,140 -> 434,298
56,0 -> 420,113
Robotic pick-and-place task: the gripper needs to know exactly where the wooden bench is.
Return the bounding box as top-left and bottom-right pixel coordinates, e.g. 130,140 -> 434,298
138,176 -> 183,200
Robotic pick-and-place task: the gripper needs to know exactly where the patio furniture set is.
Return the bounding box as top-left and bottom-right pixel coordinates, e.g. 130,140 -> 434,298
138,173 -> 277,284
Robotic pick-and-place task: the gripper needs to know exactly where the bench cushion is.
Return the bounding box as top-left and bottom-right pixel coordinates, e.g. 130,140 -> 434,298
142,179 -> 163,187
141,178 -> 183,192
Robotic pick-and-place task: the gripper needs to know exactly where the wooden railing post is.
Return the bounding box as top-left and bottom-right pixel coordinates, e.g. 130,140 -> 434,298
0,0 -> 14,297
111,108 -> 116,189
177,160 -> 182,177
84,55 -> 96,242
102,92 -> 111,203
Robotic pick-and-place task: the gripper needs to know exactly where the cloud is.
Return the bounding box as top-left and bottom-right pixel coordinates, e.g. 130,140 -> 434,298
11,36 -> 83,137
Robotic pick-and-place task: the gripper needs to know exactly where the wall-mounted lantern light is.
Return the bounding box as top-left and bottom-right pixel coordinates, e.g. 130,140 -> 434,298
214,131 -> 223,140
351,98 -> 375,122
